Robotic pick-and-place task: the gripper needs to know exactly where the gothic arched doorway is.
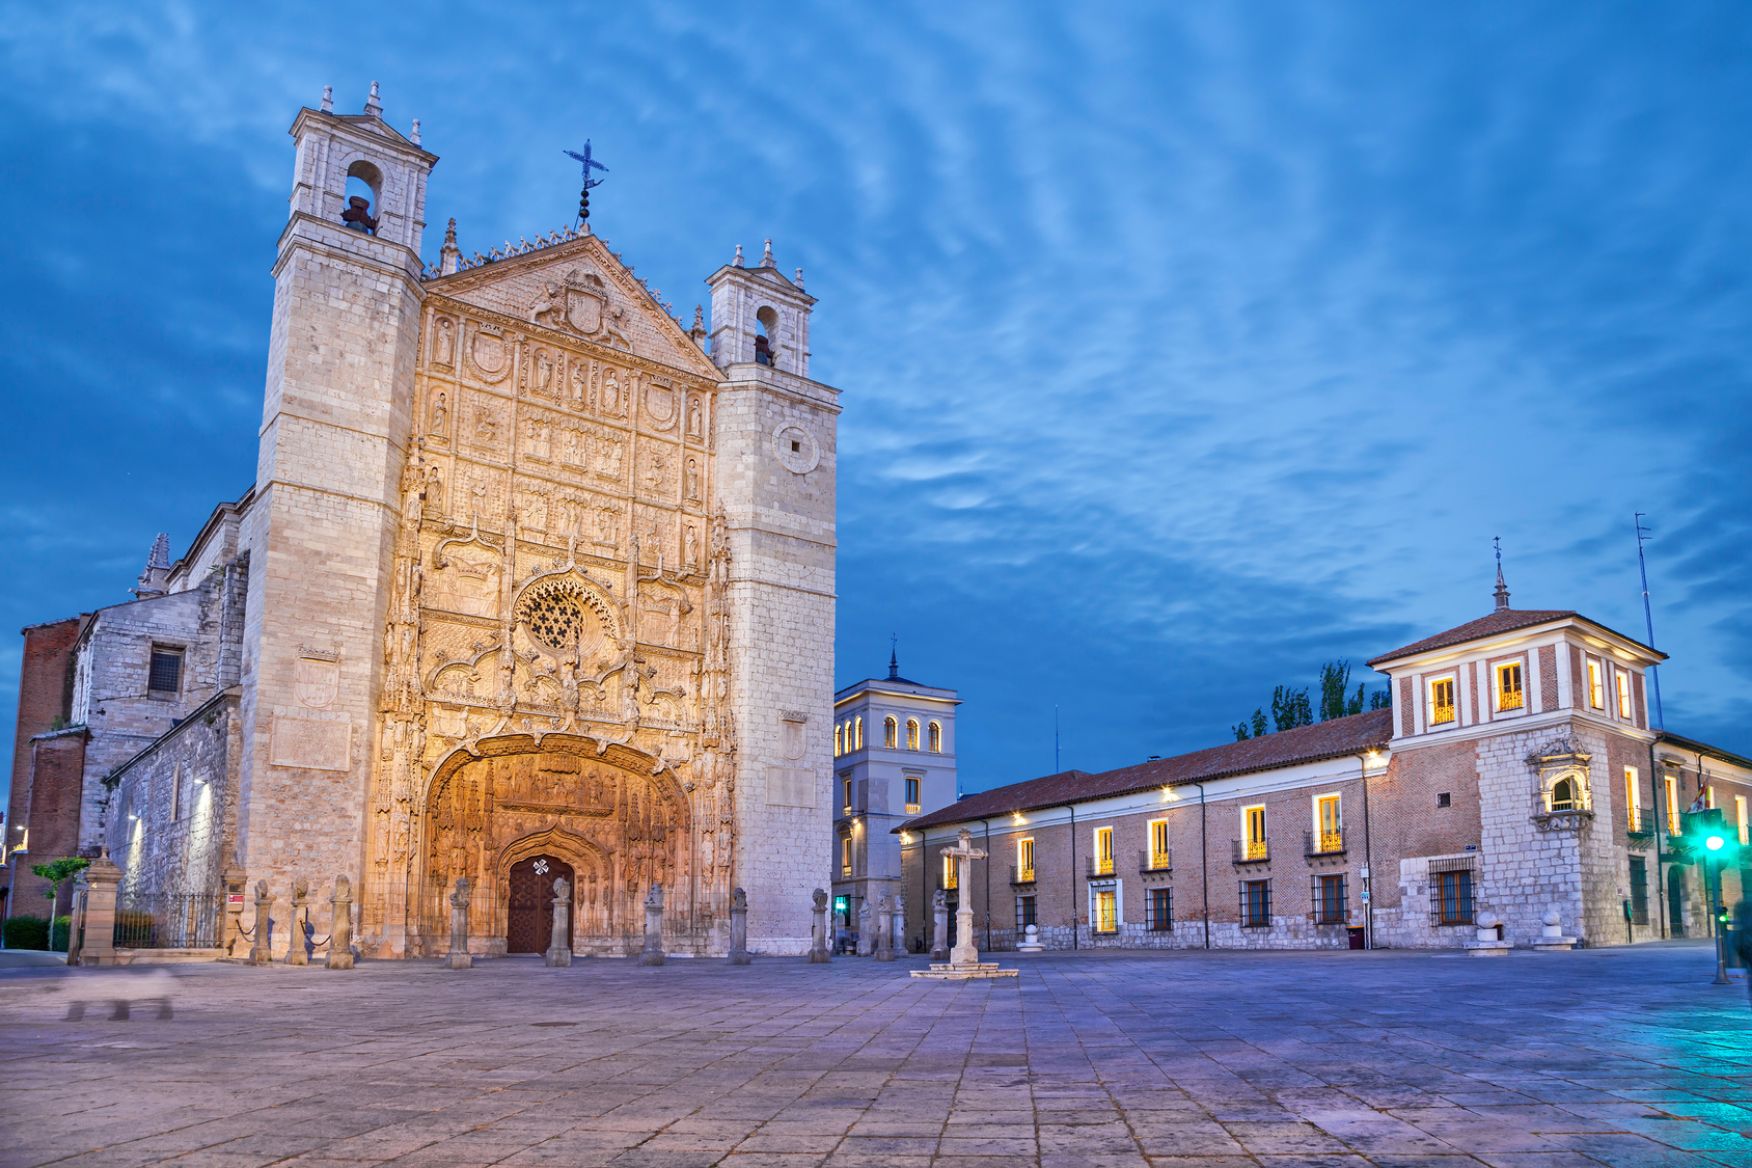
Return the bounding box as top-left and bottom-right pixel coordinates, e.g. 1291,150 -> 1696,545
507,855 -> 574,954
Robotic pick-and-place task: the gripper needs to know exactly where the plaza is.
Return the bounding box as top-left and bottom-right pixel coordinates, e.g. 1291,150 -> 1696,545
1,945 -> 1749,1167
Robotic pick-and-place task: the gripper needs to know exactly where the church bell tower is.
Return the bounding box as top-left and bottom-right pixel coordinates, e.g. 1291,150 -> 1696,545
234,83 -> 437,943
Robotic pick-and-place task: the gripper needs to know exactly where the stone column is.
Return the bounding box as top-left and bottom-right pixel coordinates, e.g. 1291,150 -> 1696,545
447,876 -> 473,970
638,883 -> 665,966
545,876 -> 572,967
326,875 -> 355,970
856,899 -> 874,956
729,887 -> 751,965
893,892 -> 906,955
874,894 -> 895,962
931,889 -> 949,961
250,880 -> 274,965
808,887 -> 830,964
71,852 -> 121,967
285,879 -> 309,966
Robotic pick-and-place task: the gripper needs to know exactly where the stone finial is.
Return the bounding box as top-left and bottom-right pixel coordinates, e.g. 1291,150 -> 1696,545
760,238 -> 774,267
320,85 -> 334,113
410,118 -> 422,145
794,266 -> 805,288
133,532 -> 172,599
365,80 -> 382,119
438,217 -> 461,276
1492,536 -> 1510,612
733,243 -> 744,268
691,304 -> 704,330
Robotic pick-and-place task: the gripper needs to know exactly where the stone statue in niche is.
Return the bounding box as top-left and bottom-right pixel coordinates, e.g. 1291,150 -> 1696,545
424,465 -> 445,517
595,507 -> 617,548
434,317 -> 455,367
602,372 -> 621,415
686,397 -> 703,439
473,404 -> 499,446
683,525 -> 698,568
429,392 -> 448,437
685,458 -> 700,501
569,362 -> 590,412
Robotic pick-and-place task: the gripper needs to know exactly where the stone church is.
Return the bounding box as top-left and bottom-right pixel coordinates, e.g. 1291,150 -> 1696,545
1,85 -> 839,959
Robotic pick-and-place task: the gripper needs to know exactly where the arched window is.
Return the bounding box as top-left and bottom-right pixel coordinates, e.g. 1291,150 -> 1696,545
854,716 -> 864,750
1549,777 -> 1576,813
343,160 -> 383,235
906,718 -> 921,751
884,717 -> 898,749
928,721 -> 942,753
833,725 -> 843,758
754,306 -> 778,366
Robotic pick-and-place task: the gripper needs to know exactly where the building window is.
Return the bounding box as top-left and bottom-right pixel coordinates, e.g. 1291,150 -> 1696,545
1664,774 -> 1681,836
148,646 -> 184,696
1738,795 -> 1749,846
1015,895 -> 1036,929
840,835 -> 852,877
927,721 -> 942,753
904,775 -> 920,813
906,718 -> 921,750
1495,661 -> 1525,711
1431,865 -> 1475,925
1314,794 -> 1342,853
1586,659 -> 1605,709
841,774 -> 853,814
1628,856 -> 1649,925
1147,819 -> 1170,869
1436,791 -> 1451,808
1145,887 -> 1172,931
1624,768 -> 1641,832
1312,874 -> 1347,925
1241,879 -> 1271,928
1092,826 -> 1114,875
1615,670 -> 1633,719
854,716 -> 864,749
884,716 -> 898,749
1242,805 -> 1267,861
833,725 -> 842,757
1548,777 -> 1577,813
1091,888 -> 1118,934
1427,675 -> 1456,726
1016,837 -> 1035,883
942,853 -> 957,890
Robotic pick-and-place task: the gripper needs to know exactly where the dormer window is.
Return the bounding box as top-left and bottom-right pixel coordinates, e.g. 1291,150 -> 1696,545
1495,661 -> 1525,712
1427,675 -> 1457,727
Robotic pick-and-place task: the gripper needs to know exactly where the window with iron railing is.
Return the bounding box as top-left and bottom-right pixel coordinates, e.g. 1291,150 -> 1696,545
1495,661 -> 1524,711
1240,879 -> 1271,928
1429,858 -> 1476,925
1145,887 -> 1172,932
1091,888 -> 1118,935
1015,837 -> 1035,884
1428,675 -> 1456,726
1311,873 -> 1347,925
1147,819 -> 1171,870
1092,826 -> 1114,876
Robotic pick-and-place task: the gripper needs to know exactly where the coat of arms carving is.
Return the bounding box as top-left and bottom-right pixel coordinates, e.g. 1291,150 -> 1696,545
531,269 -> 628,347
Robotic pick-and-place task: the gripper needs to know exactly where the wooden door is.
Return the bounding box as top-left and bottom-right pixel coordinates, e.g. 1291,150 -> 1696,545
507,856 -> 574,954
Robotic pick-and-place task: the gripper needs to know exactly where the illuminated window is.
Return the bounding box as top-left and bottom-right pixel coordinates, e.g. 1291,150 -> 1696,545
1616,671 -> 1632,719
1016,837 -> 1035,883
1242,805 -> 1267,861
841,774 -> 853,814
854,716 -> 864,749
1706,785 -> 1716,810
1624,767 -> 1641,832
1427,676 -> 1456,726
1091,888 -> 1117,934
1738,795 -> 1749,846
1093,826 -> 1114,875
884,716 -> 898,749
906,718 -> 921,750
904,775 -> 920,813
1586,659 -> 1605,709
1315,794 -> 1342,853
1664,774 -> 1681,836
1495,661 -> 1524,711
942,852 -> 958,890
833,725 -> 842,757
1548,777 -> 1576,813
840,835 -> 852,877
1147,819 -> 1170,869
928,721 -> 942,753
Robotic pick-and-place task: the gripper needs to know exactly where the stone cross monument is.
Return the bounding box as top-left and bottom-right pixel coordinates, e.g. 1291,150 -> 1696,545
912,828 -> 1016,980
545,876 -> 573,967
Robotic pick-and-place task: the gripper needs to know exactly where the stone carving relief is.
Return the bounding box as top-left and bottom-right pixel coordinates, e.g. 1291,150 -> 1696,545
466,322 -> 513,384
529,269 -> 630,350
431,315 -> 457,368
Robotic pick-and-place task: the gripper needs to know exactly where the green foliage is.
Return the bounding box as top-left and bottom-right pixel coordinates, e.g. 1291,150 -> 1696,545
50,915 -> 71,952
1250,708 -> 1267,737
31,856 -> 90,904
3,915 -> 50,950
1370,689 -> 1391,710
1271,685 -> 1313,731
1242,662 -> 1388,737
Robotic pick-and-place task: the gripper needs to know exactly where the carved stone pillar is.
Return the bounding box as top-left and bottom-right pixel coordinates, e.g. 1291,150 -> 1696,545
874,894 -> 894,962
327,875 -> 355,970
545,876 -> 572,967
285,879 -> 309,965
250,880 -> 274,965
808,887 -> 830,964
447,876 -> 473,970
931,889 -> 949,961
729,886 -> 751,965
639,883 -> 665,966
71,852 -> 122,967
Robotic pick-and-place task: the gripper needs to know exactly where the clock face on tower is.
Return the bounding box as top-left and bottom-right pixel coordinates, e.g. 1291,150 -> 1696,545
773,422 -> 821,474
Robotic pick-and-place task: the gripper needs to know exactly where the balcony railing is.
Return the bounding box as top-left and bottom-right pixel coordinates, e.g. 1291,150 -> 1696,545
1431,704 -> 1456,725
1087,855 -> 1116,878
1138,848 -> 1172,873
1233,838 -> 1269,864
1010,864 -> 1036,886
904,802 -> 921,814
1625,806 -> 1655,842
1305,830 -> 1345,857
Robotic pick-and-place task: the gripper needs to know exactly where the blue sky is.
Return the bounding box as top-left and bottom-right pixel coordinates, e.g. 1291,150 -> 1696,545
1,2 -> 1747,804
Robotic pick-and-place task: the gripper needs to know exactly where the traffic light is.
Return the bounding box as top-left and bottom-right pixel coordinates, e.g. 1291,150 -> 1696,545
1681,808 -> 1738,862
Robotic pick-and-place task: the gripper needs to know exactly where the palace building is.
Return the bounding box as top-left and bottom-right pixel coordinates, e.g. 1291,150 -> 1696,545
0,85 -> 840,959
898,579 -> 1751,954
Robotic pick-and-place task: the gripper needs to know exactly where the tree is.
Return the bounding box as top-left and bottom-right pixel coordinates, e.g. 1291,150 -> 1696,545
1271,685 -> 1313,731
31,857 -> 89,915
1232,706 -> 1269,740
1239,661 -> 1388,737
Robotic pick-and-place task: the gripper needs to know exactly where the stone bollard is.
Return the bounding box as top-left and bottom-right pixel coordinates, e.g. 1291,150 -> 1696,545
808,887 -> 831,964
930,889 -> 949,961
545,876 -> 573,967
893,893 -> 907,955
447,876 -> 473,969
326,875 -> 355,970
874,895 -> 895,962
71,852 -> 122,967
1541,909 -> 1564,940
729,887 -> 752,965
1018,923 -> 1044,952
639,883 -> 665,966
856,899 -> 874,956
285,878 -> 309,965
250,880 -> 274,965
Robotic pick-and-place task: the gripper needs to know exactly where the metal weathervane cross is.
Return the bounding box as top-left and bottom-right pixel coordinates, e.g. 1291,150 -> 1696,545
564,139 -> 608,223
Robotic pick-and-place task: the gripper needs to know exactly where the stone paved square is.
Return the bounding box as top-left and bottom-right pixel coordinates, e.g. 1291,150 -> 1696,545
2,944 -> 1750,1167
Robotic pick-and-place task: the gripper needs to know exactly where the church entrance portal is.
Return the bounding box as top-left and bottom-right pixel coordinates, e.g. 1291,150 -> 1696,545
507,855 -> 574,954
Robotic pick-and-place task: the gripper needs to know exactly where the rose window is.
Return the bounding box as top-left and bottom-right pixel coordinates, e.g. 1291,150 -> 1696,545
518,579 -> 591,655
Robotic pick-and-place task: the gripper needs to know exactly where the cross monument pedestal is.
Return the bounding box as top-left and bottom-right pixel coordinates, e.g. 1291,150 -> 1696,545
911,828 -> 1018,981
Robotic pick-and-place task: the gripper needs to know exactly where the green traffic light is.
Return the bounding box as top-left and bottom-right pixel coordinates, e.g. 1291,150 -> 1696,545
1705,835 -> 1726,852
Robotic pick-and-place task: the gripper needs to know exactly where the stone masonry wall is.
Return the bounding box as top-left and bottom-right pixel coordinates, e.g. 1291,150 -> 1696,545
104,692 -> 240,898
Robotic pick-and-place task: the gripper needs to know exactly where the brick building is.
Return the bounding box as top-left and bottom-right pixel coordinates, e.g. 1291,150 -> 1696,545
899,580 -> 1751,952
2,85 -> 840,959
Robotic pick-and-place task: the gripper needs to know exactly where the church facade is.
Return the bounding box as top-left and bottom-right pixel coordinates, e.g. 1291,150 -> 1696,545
1,86 -> 839,959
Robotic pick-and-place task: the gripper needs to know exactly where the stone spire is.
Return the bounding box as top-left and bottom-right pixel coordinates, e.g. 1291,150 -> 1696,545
760,238 -> 775,267
794,266 -> 805,289
438,217 -> 461,276
732,243 -> 744,268
1493,536 -> 1511,612
133,533 -> 172,599
410,118 -> 422,146
320,85 -> 334,113
888,635 -> 899,680
689,304 -> 707,347
365,80 -> 382,120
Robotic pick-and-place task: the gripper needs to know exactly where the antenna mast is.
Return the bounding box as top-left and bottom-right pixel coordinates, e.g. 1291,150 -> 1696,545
1054,704 -> 1061,773
1634,513 -> 1664,730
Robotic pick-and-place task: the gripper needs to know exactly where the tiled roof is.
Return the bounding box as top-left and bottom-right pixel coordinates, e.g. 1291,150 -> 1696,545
898,708 -> 1393,833
1366,609 -> 1577,667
